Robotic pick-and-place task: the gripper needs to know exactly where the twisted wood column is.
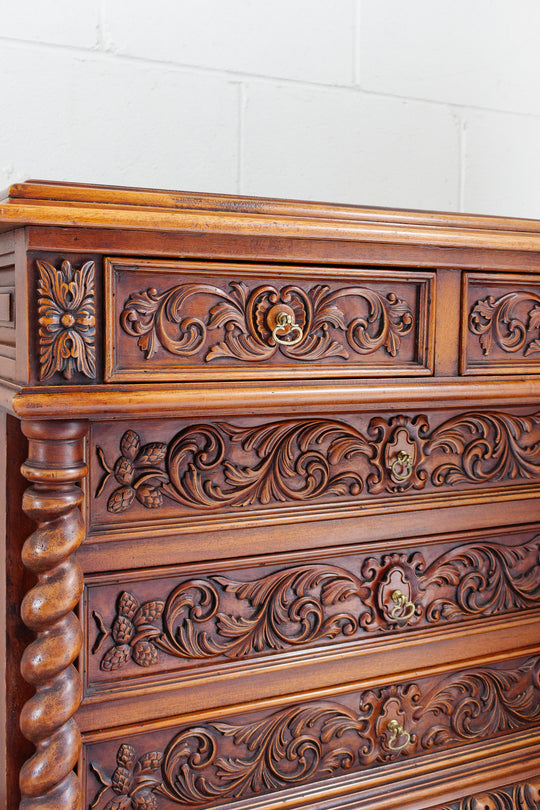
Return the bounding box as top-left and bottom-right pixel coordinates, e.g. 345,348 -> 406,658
19,420 -> 87,810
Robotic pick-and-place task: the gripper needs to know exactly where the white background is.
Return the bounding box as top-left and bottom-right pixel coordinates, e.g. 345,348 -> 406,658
1,0 -> 540,217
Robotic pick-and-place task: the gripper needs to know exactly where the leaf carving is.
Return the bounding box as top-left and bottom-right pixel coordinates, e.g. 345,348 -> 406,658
95,410 -> 540,515
119,279 -> 416,365
437,778 -> 540,810
37,259 -> 96,381
89,657 -> 540,809
96,564 -> 368,668
469,289 -> 540,358
93,535 -> 540,674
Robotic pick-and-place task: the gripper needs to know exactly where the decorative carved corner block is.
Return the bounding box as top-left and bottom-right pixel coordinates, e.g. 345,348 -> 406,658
37,259 -> 96,381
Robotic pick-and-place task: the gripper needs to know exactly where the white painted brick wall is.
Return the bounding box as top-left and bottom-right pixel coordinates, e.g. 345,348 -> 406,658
242,84 -> 460,210
0,0 -> 539,217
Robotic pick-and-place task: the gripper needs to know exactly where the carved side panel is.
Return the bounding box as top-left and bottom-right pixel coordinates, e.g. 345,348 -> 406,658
90,407 -> 540,527
105,259 -> 434,381
19,421 -> 87,810
85,655 -> 540,809
463,272 -> 540,374
0,231 -> 19,382
85,531 -> 540,691
434,778 -> 540,809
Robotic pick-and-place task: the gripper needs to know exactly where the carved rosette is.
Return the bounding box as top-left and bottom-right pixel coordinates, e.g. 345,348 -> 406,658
89,657 -> 540,809
91,535 -> 540,672
95,410 -> 540,515
19,421 -> 87,810
37,259 -> 96,381
119,280 -> 415,364
469,290 -> 540,357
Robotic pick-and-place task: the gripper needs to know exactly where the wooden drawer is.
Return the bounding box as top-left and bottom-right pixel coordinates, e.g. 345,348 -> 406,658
83,652 -> 540,810
104,259 -> 435,382
462,271 -> 540,375
83,528 -> 540,700
89,405 -> 540,533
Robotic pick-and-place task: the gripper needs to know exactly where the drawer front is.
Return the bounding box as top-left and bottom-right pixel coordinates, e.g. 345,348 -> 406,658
89,406 -> 540,531
84,529 -> 540,696
434,779 -> 540,810
462,272 -> 540,374
84,653 -> 540,810
105,259 -> 434,381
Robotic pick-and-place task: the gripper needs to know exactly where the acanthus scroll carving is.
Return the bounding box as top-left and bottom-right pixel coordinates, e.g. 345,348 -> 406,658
469,290 -> 540,357
435,778 -> 540,809
37,259 -> 96,381
89,657 -> 540,809
119,280 -> 415,363
95,410 -> 540,514
92,535 -> 540,671
96,420 -> 369,513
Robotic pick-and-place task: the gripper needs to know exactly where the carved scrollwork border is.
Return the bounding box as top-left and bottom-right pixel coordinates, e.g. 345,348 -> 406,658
435,777 -> 540,810
91,535 -> 540,672
119,279 -> 415,364
94,409 -> 540,515
88,656 -> 540,809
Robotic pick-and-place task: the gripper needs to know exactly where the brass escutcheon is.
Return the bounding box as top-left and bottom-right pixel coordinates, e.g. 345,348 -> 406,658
390,450 -> 413,482
387,719 -> 411,751
270,310 -> 303,346
390,589 -> 416,622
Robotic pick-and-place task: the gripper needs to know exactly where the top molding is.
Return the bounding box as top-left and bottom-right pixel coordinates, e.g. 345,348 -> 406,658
2,180 -> 540,251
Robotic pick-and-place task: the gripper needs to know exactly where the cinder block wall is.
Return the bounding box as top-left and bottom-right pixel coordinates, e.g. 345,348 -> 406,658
1,0 -> 539,216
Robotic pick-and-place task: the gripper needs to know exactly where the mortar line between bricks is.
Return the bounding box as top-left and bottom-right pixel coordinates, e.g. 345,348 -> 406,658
1,35 -> 540,121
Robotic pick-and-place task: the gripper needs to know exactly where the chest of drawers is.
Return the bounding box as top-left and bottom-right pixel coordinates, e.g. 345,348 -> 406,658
1,181 -> 540,810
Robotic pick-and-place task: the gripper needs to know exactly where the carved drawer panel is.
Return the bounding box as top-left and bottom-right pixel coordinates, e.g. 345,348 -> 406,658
432,778 -> 540,810
85,653 -> 540,810
90,406 -> 540,530
104,259 -> 434,381
84,530 -> 540,695
462,272 -> 540,375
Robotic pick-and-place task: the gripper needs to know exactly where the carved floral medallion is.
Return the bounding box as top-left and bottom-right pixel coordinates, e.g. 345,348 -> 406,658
89,656 -> 540,809
37,259 -> 96,381
95,410 -> 540,514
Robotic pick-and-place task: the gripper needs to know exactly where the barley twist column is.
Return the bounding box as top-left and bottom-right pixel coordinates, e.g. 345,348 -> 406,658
19,420 -> 87,810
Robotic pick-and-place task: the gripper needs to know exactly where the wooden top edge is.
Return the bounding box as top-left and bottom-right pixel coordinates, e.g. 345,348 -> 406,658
10,378 -> 540,419
3,179 -> 540,237
2,199 -> 540,252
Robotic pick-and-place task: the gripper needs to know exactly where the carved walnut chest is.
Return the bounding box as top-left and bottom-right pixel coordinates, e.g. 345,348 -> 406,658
1,181 -> 540,810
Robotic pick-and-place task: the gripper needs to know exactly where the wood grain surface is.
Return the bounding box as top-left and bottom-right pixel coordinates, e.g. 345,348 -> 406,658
0,182 -> 540,809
